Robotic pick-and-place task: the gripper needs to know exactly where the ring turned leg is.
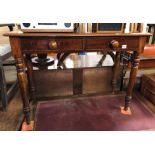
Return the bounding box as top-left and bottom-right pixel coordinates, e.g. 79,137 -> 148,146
122,51 -> 140,113
16,58 -> 30,124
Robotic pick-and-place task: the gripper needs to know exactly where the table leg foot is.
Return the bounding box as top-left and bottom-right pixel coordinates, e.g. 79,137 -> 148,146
120,96 -> 132,115
120,106 -> 132,115
21,121 -> 34,131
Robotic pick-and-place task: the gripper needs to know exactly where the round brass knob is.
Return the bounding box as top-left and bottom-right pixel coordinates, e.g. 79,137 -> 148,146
49,41 -> 58,49
109,40 -> 119,48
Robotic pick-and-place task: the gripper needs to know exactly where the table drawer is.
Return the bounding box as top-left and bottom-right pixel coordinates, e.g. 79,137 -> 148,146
85,37 -> 139,51
21,38 -> 83,51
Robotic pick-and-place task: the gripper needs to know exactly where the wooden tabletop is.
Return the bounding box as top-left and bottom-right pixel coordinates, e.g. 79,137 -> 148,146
4,30 -> 151,37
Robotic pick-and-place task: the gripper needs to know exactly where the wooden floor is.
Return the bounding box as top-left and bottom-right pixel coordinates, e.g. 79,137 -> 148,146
0,90 -> 24,131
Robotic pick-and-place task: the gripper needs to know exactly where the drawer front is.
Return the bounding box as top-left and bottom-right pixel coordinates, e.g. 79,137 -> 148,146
21,37 -> 140,52
21,38 -> 83,51
59,39 -> 83,51
85,37 -> 139,51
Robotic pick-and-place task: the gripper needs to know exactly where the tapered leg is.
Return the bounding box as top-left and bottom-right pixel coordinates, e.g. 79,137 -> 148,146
124,51 -> 140,111
16,58 -> 30,124
111,52 -> 120,93
26,54 -> 37,104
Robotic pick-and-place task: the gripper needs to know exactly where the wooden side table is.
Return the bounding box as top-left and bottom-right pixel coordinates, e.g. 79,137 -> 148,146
4,31 -> 151,124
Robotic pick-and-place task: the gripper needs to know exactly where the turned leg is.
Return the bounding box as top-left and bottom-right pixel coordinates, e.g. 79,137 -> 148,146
16,58 -> 30,124
111,52 -> 120,93
26,54 -> 37,104
124,51 -> 140,111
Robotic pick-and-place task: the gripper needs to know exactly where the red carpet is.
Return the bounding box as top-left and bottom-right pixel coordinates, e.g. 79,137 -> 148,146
34,94 -> 155,131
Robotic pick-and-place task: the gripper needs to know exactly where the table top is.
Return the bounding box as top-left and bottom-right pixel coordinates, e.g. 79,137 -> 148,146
4,30 -> 151,37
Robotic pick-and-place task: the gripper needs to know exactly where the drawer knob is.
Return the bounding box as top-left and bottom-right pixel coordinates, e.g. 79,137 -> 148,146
49,41 -> 58,49
109,40 -> 119,48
